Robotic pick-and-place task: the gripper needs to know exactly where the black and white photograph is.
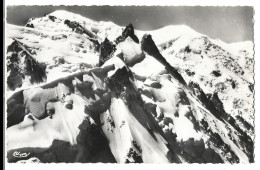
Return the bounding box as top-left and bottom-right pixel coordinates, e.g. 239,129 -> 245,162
4,2 -> 258,166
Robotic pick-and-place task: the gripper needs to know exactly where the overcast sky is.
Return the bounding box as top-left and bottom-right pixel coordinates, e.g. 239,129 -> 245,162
6,6 -> 254,43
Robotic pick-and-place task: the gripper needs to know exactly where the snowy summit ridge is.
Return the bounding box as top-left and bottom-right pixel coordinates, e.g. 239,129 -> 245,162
6,10 -> 254,163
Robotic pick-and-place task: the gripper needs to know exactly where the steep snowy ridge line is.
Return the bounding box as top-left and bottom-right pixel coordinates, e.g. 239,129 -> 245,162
186,93 -> 249,162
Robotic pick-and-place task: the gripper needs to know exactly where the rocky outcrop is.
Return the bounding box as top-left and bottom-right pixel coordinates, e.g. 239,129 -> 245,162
141,34 -> 187,86
48,15 -> 57,22
199,119 -> 239,163
202,37 -> 245,76
6,91 -> 26,128
99,38 -> 116,66
64,19 -> 96,39
115,24 -> 139,44
7,40 -> 47,90
189,81 -> 254,162
25,23 -> 34,28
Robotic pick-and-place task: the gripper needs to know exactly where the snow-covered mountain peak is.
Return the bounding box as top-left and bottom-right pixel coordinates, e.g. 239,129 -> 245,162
155,24 -> 202,37
6,10 -> 254,164
147,24 -> 203,45
49,10 -> 99,26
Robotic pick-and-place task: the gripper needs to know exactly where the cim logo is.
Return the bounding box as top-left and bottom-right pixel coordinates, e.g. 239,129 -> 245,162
13,151 -> 30,158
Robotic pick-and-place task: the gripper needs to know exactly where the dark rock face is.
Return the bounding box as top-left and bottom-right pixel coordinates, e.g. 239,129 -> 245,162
235,115 -> 254,131
189,81 -> 254,162
6,94 -> 26,128
25,23 -> 34,28
176,138 -> 224,163
185,69 -> 195,77
75,118 -> 117,163
107,67 -> 134,98
24,53 -> 47,83
226,78 -> 237,89
48,15 -> 57,22
64,19 -> 96,39
7,40 -> 47,90
52,34 -> 67,40
141,34 -> 160,56
41,140 -> 77,162
99,38 -> 116,66
211,70 -> 222,77
184,46 -> 192,53
122,24 -> 139,43
64,20 -> 85,34
125,146 -> 143,163
199,119 -> 240,163
189,82 -> 223,119
207,93 -> 226,114
248,83 -> 254,93
141,34 -> 187,86
115,24 -> 139,44
65,103 -> 73,110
